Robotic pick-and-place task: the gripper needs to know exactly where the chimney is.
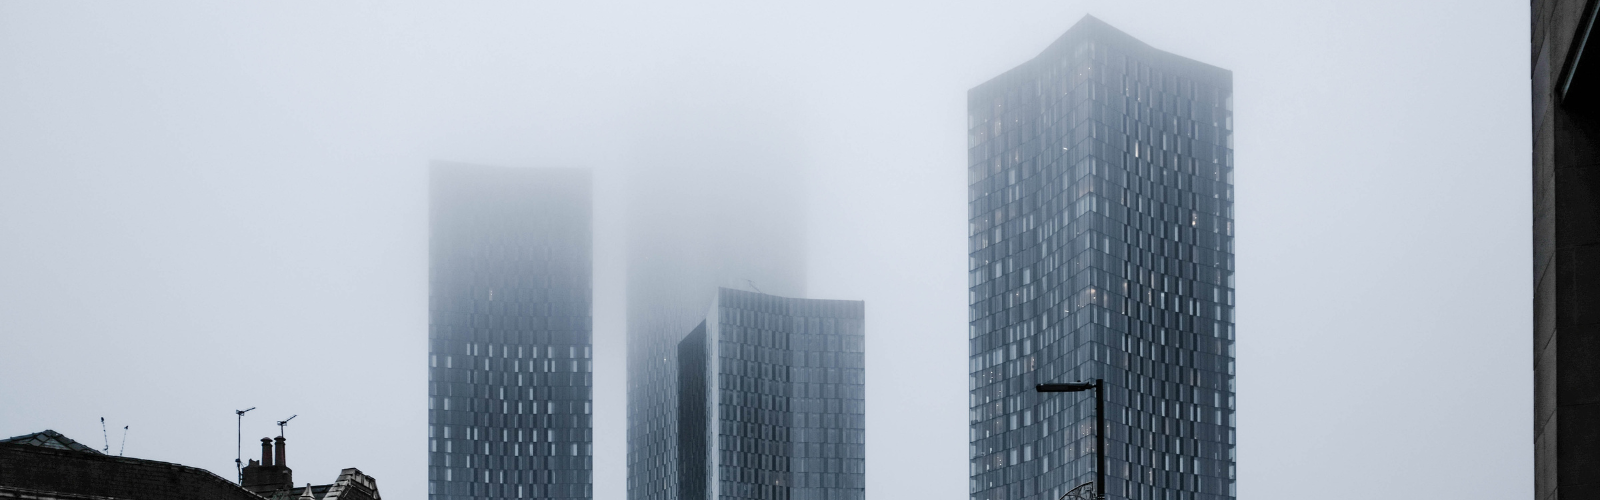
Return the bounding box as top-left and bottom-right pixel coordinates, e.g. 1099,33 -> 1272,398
274,436 -> 286,468
241,436 -> 292,493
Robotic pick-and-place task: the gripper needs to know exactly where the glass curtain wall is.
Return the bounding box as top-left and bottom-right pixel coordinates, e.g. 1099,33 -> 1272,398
966,17 -> 1235,500
429,163 -> 594,500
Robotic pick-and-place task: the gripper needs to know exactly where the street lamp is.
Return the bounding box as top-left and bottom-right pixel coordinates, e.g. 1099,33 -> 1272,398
1036,379 -> 1105,500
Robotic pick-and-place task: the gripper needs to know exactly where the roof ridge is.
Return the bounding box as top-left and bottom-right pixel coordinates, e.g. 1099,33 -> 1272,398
0,429 -> 102,454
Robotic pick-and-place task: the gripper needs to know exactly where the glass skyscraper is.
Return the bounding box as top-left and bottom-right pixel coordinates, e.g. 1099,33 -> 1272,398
429,162 -> 593,500
966,16 -> 1235,500
625,157 -> 805,500
676,288 -> 866,500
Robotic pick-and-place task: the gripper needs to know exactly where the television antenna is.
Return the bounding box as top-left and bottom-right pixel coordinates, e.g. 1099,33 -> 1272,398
276,415 -> 297,438
100,417 -> 109,453
234,407 -> 255,483
118,425 -> 129,456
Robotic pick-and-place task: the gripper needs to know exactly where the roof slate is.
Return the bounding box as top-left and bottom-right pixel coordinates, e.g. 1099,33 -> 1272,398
0,430 -> 102,454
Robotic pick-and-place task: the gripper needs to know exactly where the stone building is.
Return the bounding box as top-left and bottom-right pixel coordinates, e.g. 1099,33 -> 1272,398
240,435 -> 381,500
0,429 -> 261,500
0,429 -> 380,500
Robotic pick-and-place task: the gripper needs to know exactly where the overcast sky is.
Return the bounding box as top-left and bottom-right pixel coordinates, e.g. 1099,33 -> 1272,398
0,1 -> 1530,499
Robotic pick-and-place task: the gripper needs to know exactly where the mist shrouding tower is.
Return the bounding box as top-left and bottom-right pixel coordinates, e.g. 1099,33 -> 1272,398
429,162 -> 593,500
624,143 -> 807,499
677,288 -> 865,500
966,17 -> 1235,500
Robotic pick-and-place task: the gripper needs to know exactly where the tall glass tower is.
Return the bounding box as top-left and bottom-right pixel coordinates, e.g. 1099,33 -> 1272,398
966,16 -> 1235,500
676,288 -> 866,500
625,157 -> 805,500
429,162 -> 593,500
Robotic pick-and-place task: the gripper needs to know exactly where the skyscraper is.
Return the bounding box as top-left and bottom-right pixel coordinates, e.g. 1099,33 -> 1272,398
1531,1 -> 1600,497
676,288 -> 866,500
429,162 -> 593,500
966,16 -> 1234,500
625,158 -> 805,500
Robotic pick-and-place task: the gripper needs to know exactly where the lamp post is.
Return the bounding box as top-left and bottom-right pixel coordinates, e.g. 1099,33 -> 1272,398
1036,379 -> 1105,500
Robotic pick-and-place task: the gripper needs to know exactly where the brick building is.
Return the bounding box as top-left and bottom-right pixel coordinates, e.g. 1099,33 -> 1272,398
0,429 -> 263,500
0,430 -> 380,500
240,434 -> 381,500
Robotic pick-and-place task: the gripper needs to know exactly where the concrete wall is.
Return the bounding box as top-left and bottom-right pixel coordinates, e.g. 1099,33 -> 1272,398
1532,1 -> 1600,499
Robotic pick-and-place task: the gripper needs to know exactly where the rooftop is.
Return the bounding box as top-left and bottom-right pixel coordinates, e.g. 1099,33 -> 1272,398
0,430 -> 101,454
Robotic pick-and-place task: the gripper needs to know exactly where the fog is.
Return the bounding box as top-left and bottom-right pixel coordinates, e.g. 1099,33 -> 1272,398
0,2 -> 1529,500
623,68 -> 809,499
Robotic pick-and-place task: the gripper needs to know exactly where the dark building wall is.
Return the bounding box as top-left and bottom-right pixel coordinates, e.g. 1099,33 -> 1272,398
1532,2 -> 1600,499
240,437 -> 292,493
428,162 -> 593,500
677,323 -> 709,500
966,16 -> 1234,500
0,443 -> 263,500
775,292 -> 867,500
703,288 -> 866,500
667,289 -> 866,500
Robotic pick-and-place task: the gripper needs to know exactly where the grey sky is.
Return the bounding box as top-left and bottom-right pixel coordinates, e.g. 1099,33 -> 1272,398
0,1 -> 1529,499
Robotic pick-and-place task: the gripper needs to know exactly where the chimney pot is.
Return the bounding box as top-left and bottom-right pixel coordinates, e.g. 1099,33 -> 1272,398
274,436 -> 286,468
260,438 -> 273,466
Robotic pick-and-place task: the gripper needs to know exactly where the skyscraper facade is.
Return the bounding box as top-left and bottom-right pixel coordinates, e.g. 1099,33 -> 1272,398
625,160 -> 805,500
1531,1 -> 1600,497
966,17 -> 1235,500
676,288 -> 866,500
429,162 -> 593,500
